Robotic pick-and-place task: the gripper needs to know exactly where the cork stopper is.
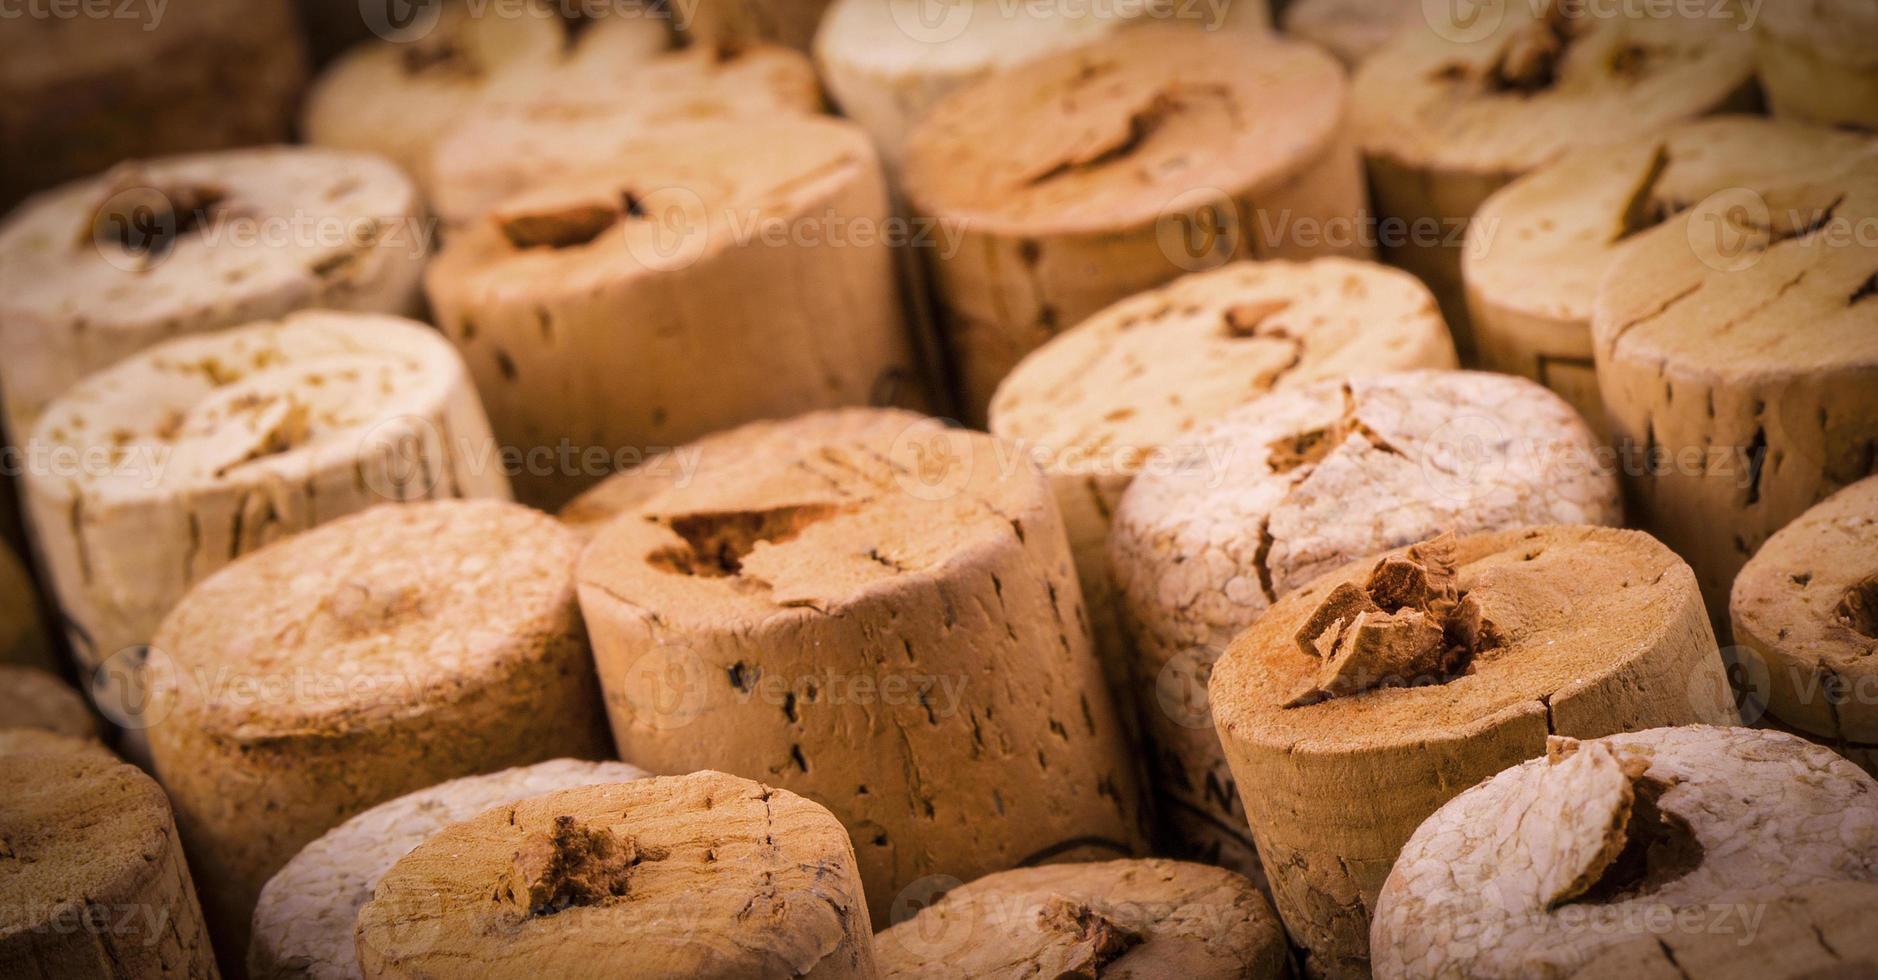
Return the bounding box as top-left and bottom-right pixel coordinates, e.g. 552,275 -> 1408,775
0,665 -> 98,740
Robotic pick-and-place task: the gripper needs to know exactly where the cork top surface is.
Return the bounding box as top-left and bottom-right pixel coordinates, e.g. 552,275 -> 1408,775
989,259 -> 1455,469
0,728 -> 114,760
252,758 -> 651,980
1566,880 -> 1878,979
1593,167 -> 1878,377
1373,726 -> 1878,979
900,26 -> 1346,234
815,0 -> 1136,80
1353,3 -> 1755,176
0,665 -> 98,740
428,114 -> 881,296
579,421 -> 1049,626
354,771 -> 868,980
558,408 -> 927,536
1758,0 -> 1878,68
1469,117 -> 1874,325
0,753 -> 174,931
1732,476 -> 1878,729
27,311 -> 470,506
151,500 -> 582,737
0,147 -> 419,333
1210,525 -> 1698,747
875,859 -> 1288,978
427,43 -> 823,225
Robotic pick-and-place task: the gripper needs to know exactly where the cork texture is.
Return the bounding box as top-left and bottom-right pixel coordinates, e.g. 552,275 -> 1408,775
0,753 -> 219,978
1353,1 -> 1757,348
427,114 -> 917,509
0,147 -> 428,436
901,25 -> 1369,419
1756,0 -> 1878,130
354,771 -> 877,979
1109,370 -> 1620,876
875,858 -> 1288,978
1210,526 -> 1736,977
1467,117 -> 1873,430
146,500 -> 612,962
1373,726 -> 1878,979
1592,167 -> 1878,626
0,665 -> 99,740
0,727 -> 114,760
578,421 -> 1146,926
1568,880 -> 1878,979
251,758 -> 650,980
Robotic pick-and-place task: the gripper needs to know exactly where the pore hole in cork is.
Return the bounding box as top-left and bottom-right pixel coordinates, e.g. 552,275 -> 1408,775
1572,778 -> 1704,905
84,178 -> 228,256
509,816 -> 657,918
1837,575 -> 1878,639
647,503 -> 844,577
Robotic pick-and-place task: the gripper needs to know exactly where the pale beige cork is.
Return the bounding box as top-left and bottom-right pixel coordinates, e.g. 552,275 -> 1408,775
874,858 -> 1288,978
557,407 -> 927,539
1281,0 -> 1410,66
1352,0 -> 1757,351
0,664 -> 99,740
1592,167 -> 1878,628
1468,117 -> 1874,432
426,114 -> 919,510
251,759 -> 651,980
1372,727 -> 1878,979
1757,0 -> 1878,131
145,500 -> 612,964
0,147 -> 429,437
901,25 -> 1369,422
425,42 -> 823,228
0,753 -> 219,978
0,727 -> 115,760
681,0 -> 835,51
578,421 -> 1147,926
990,258 -> 1456,764
1732,476 -> 1878,752
1109,370 -> 1620,879
0,539 -> 55,671
21,312 -> 509,726
0,0 -> 304,210
354,771 -> 877,980
1211,527 -> 1737,978
302,0 -> 669,182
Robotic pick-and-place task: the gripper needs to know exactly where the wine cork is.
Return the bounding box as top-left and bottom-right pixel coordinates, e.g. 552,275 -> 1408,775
1373,727 -> 1878,979
901,26 -> 1369,421
0,665 -> 98,741
578,422 -> 1146,925
22,312 -> 508,708
0,147 -> 429,437
989,258 -> 1456,767
0,0 -> 304,210
1568,880 -> 1878,980
1352,0 -> 1757,351
354,771 -> 877,979
1732,476 -> 1878,761
1281,0 -> 1409,66
1468,117 -> 1873,431
558,407 -> 926,538
427,115 -> 918,509
252,758 -> 651,980
427,43 -> 823,228
0,540 -> 54,671
682,0 -> 834,51
874,859 -> 1288,978
1211,527 -> 1737,978
303,0 -> 670,181
0,753 -> 218,979
1756,0 -> 1878,132
0,727 -> 113,760
1109,370 -> 1620,877
1592,168 -> 1878,625
146,500 -> 612,962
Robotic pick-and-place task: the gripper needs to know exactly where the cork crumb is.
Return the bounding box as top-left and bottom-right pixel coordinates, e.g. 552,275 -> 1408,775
648,503 -> 844,577
505,816 -> 641,918
1539,739 -> 1703,909
1286,534 -> 1501,707
1036,896 -> 1143,974
1836,575 -> 1878,638
80,170 -> 228,254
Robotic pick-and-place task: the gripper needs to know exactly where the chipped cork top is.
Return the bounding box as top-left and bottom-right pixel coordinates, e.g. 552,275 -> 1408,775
989,258 -> 1454,465
0,753 -> 174,931
901,26 -> 1346,234
27,311 -> 467,504
1468,117 -> 1874,325
1354,1 -> 1755,175
1211,525 -> 1700,745
354,771 -> 866,980
1593,167 -> 1878,376
150,500 -> 582,737
580,422 -> 1048,624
